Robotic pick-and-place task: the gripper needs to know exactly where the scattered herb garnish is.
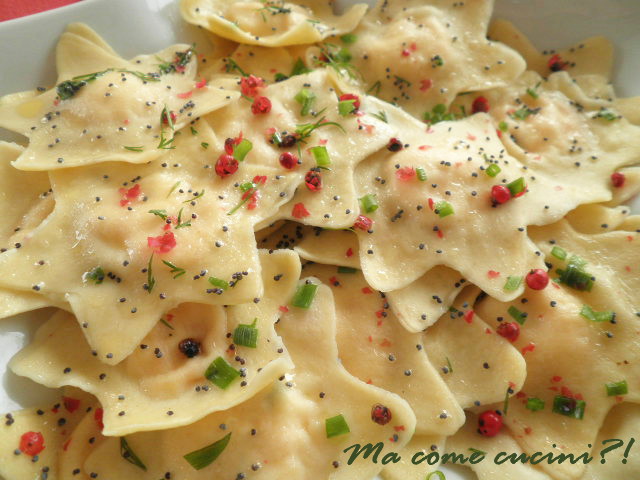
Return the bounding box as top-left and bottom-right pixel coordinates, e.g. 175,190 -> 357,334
157,46 -> 195,75
123,146 -> 144,152
337,266 -> 358,274
295,88 -> 316,116
416,167 -> 427,181
552,395 -> 586,420
486,164 -> 501,177
120,437 -> 147,471
551,246 -> 567,260
190,126 -> 198,135
371,110 -> 388,123
508,305 -> 527,325
526,82 -> 541,99
85,266 -> 105,285
146,254 -> 156,294
580,305 -> 614,322
325,414 -> 350,438
526,397 -> 545,412
446,356 -> 453,374
223,58 -> 248,77
183,433 -> 232,470
434,200 -> 454,218
367,80 -> 382,96
295,116 -> 345,145
167,181 -> 181,198
160,318 -> 175,330
148,209 -> 169,220
423,104 -> 459,125
509,105 -> 541,120
592,109 -> 620,121
162,260 -> 186,278
291,282 -> 318,308
233,318 -> 259,348
430,55 -> 444,67
233,139 -> 253,162
175,207 -> 191,229
208,277 -> 230,290
359,194 -> 379,213
205,356 -> 240,389
157,130 -> 176,150
183,190 -> 205,204
256,0 -> 291,22
605,380 -> 628,396
310,145 -> 331,167
340,33 -> 358,44
317,44 -> 360,80
503,275 -> 523,292
56,68 -> 161,100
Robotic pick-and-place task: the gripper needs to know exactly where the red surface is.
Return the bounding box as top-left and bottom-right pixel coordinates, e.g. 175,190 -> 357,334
0,0 -> 81,22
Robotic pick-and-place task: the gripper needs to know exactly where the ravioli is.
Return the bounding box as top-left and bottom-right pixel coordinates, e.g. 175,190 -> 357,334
63,282 -> 417,479
0,24 -> 238,170
0,388 -> 95,480
0,124 -> 298,364
180,0 -> 368,47
10,250 -> 299,436
300,262 -> 464,436
342,0 -> 525,118
489,19 -> 614,80
473,219 -> 640,480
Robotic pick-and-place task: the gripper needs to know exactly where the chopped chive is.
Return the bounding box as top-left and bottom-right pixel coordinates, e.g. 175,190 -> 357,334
503,275 -> 523,292
340,33 -> 358,44
416,167 -> 427,181
183,433 -> 231,470
233,318 -> 258,348
526,87 -> 539,99
498,121 -> 509,132
557,265 -> 594,291
233,139 -> 252,162
508,305 -> 527,325
85,266 -> 105,285
208,277 -> 229,290
291,283 -> 318,309
338,99 -> 356,116
190,126 -> 198,135
123,146 -> 144,152
359,194 -> 379,213
567,254 -> 587,270
201,142 -> 209,149
551,246 -> 567,260
552,395 -> 586,420
526,397 -> 545,412
120,437 -> 147,471
580,305 -> 614,322
486,164 -> 501,177
310,145 -> 331,167
507,177 -> 526,196
605,380 -> 628,397
426,472 -> 447,480
337,266 -> 358,274
295,88 -> 316,116
204,357 -> 240,389
325,414 -> 350,438
434,200 -> 454,218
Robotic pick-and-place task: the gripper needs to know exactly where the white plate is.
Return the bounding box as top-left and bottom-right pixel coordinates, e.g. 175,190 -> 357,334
0,2 -> 638,480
